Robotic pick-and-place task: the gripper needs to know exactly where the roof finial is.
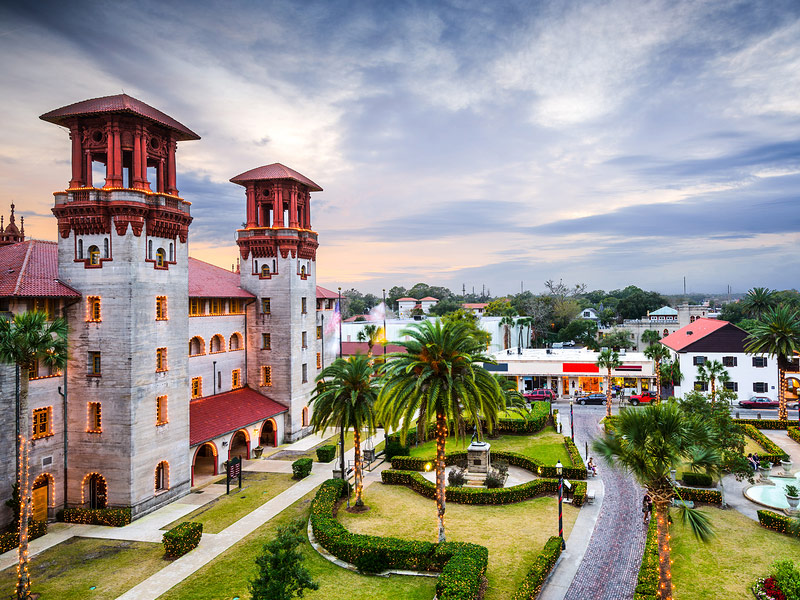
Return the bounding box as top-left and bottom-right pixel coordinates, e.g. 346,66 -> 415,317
8,203 -> 15,224
19,216 -> 23,237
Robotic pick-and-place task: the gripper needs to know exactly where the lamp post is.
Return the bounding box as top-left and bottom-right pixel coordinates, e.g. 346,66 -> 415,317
556,459 -> 565,549
570,400 -> 574,442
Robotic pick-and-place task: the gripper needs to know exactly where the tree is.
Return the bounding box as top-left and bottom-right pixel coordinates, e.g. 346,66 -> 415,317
613,286 -> 669,320
593,402 -> 717,600
557,319 -> 598,348
600,328 -> 635,351
745,305 -> 800,421
440,309 -> 491,348
641,329 -> 662,348
310,355 -> 377,506
377,320 -> 504,542
595,349 -> 622,418
0,311 -> 68,600
250,519 -> 318,600
356,324 -> 382,357
429,297 -> 462,316
696,359 -> 728,406
484,298 -> 515,317
741,287 -> 777,320
493,374 -> 527,418
499,315 -> 516,349
661,359 -> 683,397
644,344 -> 672,404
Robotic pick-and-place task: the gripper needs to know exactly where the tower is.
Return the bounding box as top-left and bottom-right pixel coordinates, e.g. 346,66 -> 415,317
231,164 -> 321,441
41,95 -> 199,517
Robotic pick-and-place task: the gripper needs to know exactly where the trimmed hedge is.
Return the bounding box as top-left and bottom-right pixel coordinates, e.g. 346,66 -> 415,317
316,445 -> 337,463
292,457 -> 313,479
788,427 -> 800,445
743,424 -> 789,462
163,521 -> 203,558
310,479 -> 488,600
680,472 -> 713,487
675,487 -> 722,506
734,418 -> 791,430
0,520 -> 47,553
633,515 -> 659,600
511,536 -> 563,600
62,507 -> 131,527
382,469 -> 587,508
757,509 -> 796,536
563,436 -> 583,470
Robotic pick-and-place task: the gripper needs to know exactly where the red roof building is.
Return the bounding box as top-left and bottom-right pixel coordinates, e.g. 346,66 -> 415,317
660,318 -> 730,352
189,387 -> 287,446
0,240 -> 79,298
230,163 -> 323,191
341,341 -> 407,356
316,285 -> 338,299
188,257 -> 254,298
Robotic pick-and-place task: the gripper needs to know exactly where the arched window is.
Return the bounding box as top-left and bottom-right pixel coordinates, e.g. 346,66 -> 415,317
155,461 -> 169,492
302,406 -> 309,428
261,264 -> 270,277
156,248 -> 166,267
77,239 -> 83,259
300,265 -> 306,277
148,240 -> 153,259
88,245 -> 100,265
229,332 -> 243,351
663,328 -> 669,337
210,334 -> 224,353
103,238 -> 109,258
82,473 -> 108,509
254,260 -> 258,272
272,259 -> 276,273
169,242 -> 174,262
189,336 -> 205,356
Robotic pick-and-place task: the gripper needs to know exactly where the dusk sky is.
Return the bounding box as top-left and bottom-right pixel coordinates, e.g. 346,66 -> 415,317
2,0 -> 799,296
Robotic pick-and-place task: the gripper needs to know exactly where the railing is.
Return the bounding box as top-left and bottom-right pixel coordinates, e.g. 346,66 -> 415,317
53,188 -> 190,214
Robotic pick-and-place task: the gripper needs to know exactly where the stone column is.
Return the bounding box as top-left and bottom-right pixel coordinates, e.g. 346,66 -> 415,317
112,122 -> 123,187
273,188 -> 285,227
289,187 -> 299,228
167,137 -> 178,195
304,193 -> 311,229
157,158 -> 165,193
141,128 -> 151,191
133,128 -> 143,189
246,184 -> 257,227
84,149 -> 93,188
69,125 -> 83,188
104,123 -> 114,188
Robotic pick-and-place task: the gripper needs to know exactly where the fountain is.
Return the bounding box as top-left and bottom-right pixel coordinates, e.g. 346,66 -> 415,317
745,472 -> 800,513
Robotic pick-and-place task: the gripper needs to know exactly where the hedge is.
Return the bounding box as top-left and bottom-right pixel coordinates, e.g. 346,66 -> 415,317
788,427 -> 800,445
511,536 -> 563,600
743,424 -> 789,462
382,469 -> 587,508
734,418 -> 791,430
675,487 -> 722,506
757,509 -> 796,536
633,515 -> 659,600
316,445 -> 337,463
62,507 -> 131,527
310,479 -> 488,600
292,457 -> 313,479
0,520 -> 47,553
563,436 -> 583,471
163,521 -> 203,558
680,472 -> 713,487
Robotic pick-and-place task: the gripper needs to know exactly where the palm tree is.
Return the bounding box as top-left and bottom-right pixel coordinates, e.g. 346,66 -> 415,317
745,305 -> 800,421
593,402 -> 717,600
0,311 -> 68,600
641,329 -> 662,348
696,359 -> 728,406
493,374 -> 528,417
310,355 -> 377,506
500,315 -> 516,350
596,349 -> 622,418
661,358 -> 683,398
741,287 -> 777,320
644,344 -> 672,404
517,316 -> 534,348
377,320 -> 504,542
356,324 -> 382,357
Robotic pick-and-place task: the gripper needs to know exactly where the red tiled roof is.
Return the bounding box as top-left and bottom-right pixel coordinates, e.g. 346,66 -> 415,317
316,285 -> 338,299
0,241 -> 80,298
40,94 -> 200,141
230,163 -> 322,191
190,387 -> 287,446
420,296 -> 439,302
188,257 -> 254,299
341,341 -> 407,356
343,315 -> 368,322
397,297 -> 417,302
660,318 -> 728,352
462,303 -> 488,309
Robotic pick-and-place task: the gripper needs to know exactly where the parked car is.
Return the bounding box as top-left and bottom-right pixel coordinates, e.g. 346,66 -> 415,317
524,389 -> 556,402
629,391 -> 658,406
738,396 -> 779,409
577,393 -> 607,405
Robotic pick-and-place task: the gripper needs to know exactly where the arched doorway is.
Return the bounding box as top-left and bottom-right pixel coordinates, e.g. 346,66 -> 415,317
192,443 -> 217,486
32,473 -> 53,522
83,473 -> 108,509
301,406 -> 309,428
259,419 -> 277,447
230,430 -> 250,460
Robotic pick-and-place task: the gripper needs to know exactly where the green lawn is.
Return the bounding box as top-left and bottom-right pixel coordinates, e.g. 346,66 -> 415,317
160,490 -> 436,600
0,537 -> 167,599
407,427 -> 573,466
163,471 -> 295,533
340,482 -> 579,600
671,507 -> 800,599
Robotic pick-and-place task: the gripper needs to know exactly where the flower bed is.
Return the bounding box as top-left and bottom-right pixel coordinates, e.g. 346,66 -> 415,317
753,576 -> 787,600
633,515 -> 659,600
510,536 -> 563,600
62,507 -> 132,527
743,424 -> 790,463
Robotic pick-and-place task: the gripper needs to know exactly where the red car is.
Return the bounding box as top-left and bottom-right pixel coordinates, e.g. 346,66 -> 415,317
524,389 -> 556,402
629,391 -> 658,406
738,396 -> 779,409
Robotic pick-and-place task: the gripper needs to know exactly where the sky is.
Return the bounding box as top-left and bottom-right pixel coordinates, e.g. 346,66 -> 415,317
2,0 -> 799,296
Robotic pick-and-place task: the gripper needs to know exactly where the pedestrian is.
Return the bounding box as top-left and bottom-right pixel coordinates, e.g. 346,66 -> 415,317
587,457 -> 597,477
642,493 -> 653,524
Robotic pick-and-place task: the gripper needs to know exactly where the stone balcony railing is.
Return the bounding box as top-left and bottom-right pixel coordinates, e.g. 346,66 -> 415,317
54,188 -> 191,215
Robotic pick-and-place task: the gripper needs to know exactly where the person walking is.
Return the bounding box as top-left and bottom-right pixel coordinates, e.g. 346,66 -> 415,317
642,493 -> 653,524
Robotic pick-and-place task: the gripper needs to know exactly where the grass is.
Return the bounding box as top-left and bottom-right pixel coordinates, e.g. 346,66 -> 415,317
340,482 -> 579,600
407,427 -> 573,466
163,471 -> 295,533
671,506 -> 800,599
744,436 -> 769,456
160,489 -> 436,600
266,430 -> 375,461
0,536 -> 167,599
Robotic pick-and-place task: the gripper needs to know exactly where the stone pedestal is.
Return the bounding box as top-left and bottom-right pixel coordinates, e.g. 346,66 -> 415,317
467,441 -> 491,474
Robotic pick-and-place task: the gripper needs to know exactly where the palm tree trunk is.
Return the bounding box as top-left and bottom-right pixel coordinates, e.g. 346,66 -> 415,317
435,411 -> 447,543
605,369 -> 612,418
353,428 -> 364,506
654,500 -> 673,600
655,361 -> 662,404
504,327 -> 510,350
17,372 -> 31,600
710,378 -> 716,407
779,367 -> 787,421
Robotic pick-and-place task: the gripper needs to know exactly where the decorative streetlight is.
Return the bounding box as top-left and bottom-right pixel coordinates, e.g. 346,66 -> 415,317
556,460 -> 565,549
570,400 -> 574,442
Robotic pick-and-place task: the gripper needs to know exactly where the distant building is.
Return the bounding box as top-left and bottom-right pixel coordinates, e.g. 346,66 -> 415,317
578,307 -> 599,323
396,296 -> 438,319
463,302 -> 489,315
599,303 -> 714,350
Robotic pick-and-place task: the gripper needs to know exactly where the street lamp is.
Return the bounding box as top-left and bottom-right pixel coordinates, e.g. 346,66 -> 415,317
556,460 -> 565,549
570,400 -> 574,442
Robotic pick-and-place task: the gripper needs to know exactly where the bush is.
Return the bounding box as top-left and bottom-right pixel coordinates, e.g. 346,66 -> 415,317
62,507 -> 131,527
681,472 -> 713,487
292,457 -> 313,479
676,487 -> 722,505
743,424 -> 790,462
772,559 -> 800,600
0,520 -> 47,553
484,470 -> 504,489
448,467 -> 467,487
758,509 -> 796,535
162,521 -> 203,558
511,536 -> 563,599
353,548 -> 389,573
316,445 -> 336,463
734,418 -> 791,430
789,427 -> 800,445
633,516 -> 659,600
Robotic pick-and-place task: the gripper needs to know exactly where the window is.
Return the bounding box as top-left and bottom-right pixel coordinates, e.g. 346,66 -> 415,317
217,371 -> 222,391
317,325 -> 323,340
301,297 -> 307,314
189,298 -> 203,316
191,377 -> 202,398
302,363 -> 308,384
88,402 -> 102,433
230,299 -> 243,314
261,366 -> 272,386
156,396 -> 168,425
148,240 -> 153,259
261,298 -> 271,315
753,356 -> 768,368
87,296 -> 101,322
317,352 -> 322,369
169,242 -> 174,262
694,381 -> 708,392
210,299 -> 223,315
155,461 -> 169,492
210,335 -> 224,353
723,381 -> 739,392
156,296 -> 167,320
88,352 -> 101,376
260,264 -> 270,277
103,238 -> 109,258
32,408 -> 51,439
753,382 -> 769,393
88,245 -> 100,265
229,332 -> 243,351
692,356 -> 707,366
156,347 -> 168,372
189,336 -> 205,356
262,333 -> 271,350
302,331 -> 307,349
232,369 -> 241,389
155,247 -> 166,267
78,239 -> 83,259
721,356 -> 737,367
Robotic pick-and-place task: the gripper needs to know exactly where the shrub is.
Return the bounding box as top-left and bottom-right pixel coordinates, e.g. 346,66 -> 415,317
511,536 -> 563,599
676,487 -> 722,505
758,509 -> 796,535
789,427 -> 800,445
162,522 -> 203,558
484,470 -> 504,489
681,472 -> 713,487
743,424 -> 790,462
315,445 -> 336,463
0,520 -> 47,553
62,507 -> 131,527
633,516 -> 659,600
292,457 -> 313,479
734,418 -> 791,430
772,559 -> 800,600
384,437 -> 410,460
448,467 -> 467,487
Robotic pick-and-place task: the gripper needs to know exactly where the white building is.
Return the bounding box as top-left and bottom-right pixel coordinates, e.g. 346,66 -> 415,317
600,303 -> 714,350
